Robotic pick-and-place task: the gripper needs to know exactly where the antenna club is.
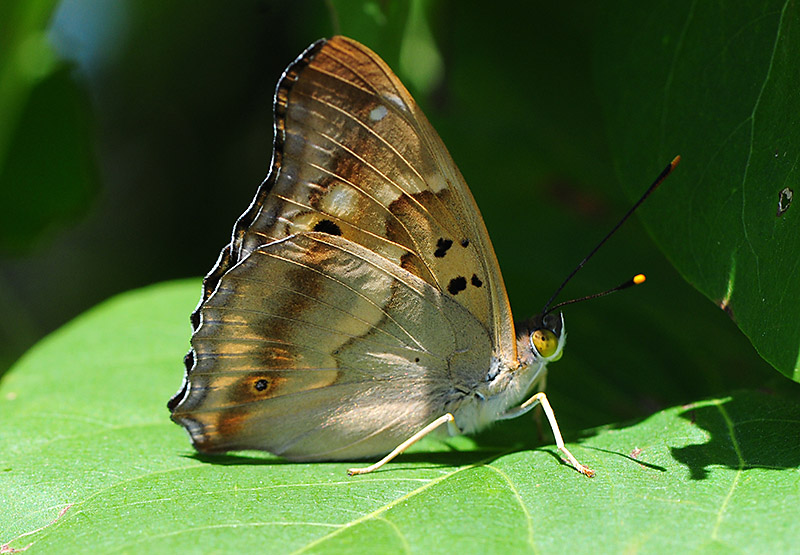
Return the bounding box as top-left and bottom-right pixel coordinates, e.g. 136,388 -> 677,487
633,273 -> 646,285
670,155 -> 681,168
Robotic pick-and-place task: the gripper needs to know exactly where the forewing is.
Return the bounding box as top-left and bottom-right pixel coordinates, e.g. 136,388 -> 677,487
170,232 -> 491,460
200,36 -> 515,361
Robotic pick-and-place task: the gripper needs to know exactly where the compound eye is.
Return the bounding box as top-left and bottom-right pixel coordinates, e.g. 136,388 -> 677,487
531,329 -> 559,358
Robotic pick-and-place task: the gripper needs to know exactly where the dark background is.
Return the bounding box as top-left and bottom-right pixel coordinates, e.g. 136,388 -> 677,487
1,1 -> 779,430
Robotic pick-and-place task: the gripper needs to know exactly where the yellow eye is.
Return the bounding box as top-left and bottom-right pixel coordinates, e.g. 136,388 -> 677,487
531,329 -> 560,358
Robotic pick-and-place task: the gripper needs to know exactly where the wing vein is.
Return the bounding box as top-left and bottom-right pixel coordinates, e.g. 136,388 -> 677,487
223,270 -> 419,348
307,48 -> 465,239
254,246 -> 442,353
293,104 -> 461,241
272,192 -> 414,256
205,305 -> 435,357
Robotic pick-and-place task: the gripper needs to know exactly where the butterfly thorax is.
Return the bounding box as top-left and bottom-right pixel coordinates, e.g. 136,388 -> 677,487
450,313 -> 566,435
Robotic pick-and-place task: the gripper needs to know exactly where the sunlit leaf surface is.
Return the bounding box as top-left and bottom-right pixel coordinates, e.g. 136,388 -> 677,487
1,282 -> 798,553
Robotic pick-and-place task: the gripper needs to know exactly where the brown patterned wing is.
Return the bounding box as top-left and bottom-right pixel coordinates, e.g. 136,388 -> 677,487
206,36 -> 516,360
168,36 -> 521,450
170,232 -> 491,459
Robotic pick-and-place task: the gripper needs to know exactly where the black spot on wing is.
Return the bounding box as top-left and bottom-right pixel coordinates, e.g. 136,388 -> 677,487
460,238 -> 470,247
447,276 -> 467,295
434,238 -> 453,258
313,219 -> 342,236
471,274 -> 483,288
254,378 -> 270,391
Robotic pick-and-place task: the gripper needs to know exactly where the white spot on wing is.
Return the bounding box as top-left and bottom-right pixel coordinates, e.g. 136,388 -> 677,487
369,104 -> 388,122
384,93 -> 407,113
321,184 -> 360,217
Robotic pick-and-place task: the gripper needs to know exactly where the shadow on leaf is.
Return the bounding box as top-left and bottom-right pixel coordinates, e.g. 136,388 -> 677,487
186,447 -> 502,472
671,388 -> 800,480
186,452 -> 287,466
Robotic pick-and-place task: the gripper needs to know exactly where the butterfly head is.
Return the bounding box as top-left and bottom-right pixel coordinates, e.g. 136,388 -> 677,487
520,311 -> 566,364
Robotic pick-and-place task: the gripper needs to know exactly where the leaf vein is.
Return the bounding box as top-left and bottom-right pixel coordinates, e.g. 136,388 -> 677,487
484,464 -> 536,550
710,400 -> 744,540
290,456 -> 499,554
739,0 -> 791,296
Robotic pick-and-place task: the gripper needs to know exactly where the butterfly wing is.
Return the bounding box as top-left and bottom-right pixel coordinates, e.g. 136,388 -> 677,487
216,36 -> 516,358
171,232 -> 491,459
169,36 -> 519,458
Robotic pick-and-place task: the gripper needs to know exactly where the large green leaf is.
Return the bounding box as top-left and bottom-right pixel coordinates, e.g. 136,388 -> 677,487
592,1 -> 800,380
1,282 -> 799,553
3,2 -> 799,551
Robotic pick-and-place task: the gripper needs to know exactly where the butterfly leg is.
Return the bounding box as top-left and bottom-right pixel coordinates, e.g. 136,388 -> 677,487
499,392 -> 594,477
533,372 -> 547,442
347,413 -> 461,476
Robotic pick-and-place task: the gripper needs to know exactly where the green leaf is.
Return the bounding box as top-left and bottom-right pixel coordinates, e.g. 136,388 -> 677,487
592,1 -> 800,380
2,282 -> 799,552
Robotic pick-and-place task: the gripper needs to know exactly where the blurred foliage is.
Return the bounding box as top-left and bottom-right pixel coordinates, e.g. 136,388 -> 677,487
0,0 -> 792,416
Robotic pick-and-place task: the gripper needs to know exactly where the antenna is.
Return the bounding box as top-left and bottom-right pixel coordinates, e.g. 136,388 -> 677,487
544,274 -> 645,316
541,156 -> 680,315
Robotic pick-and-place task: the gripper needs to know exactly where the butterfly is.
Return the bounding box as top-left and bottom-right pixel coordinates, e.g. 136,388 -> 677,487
168,36 -> 676,477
